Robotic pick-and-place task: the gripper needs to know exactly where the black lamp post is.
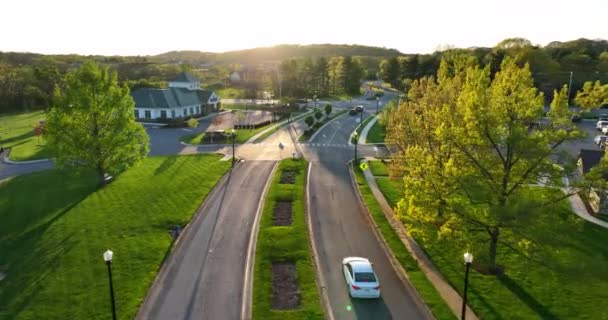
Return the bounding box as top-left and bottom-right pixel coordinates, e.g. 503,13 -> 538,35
314,95 -> 317,109
353,131 -> 359,164
103,250 -> 117,320
376,96 -> 379,114
461,252 -> 473,320
231,128 -> 236,167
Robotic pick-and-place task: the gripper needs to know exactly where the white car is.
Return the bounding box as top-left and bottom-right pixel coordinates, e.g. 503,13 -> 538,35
597,120 -> 608,130
603,126 -> 608,135
342,257 -> 381,298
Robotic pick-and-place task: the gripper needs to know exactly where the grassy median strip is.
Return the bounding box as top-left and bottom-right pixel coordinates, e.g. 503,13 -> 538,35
352,164 -> 456,320
252,110 -> 312,143
366,120 -> 386,143
0,154 -> 230,319
252,159 -> 323,320
298,109 -> 348,142
180,122 -> 276,144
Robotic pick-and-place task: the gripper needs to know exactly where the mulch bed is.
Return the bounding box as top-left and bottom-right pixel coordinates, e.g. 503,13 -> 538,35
279,169 -> 298,184
273,201 -> 293,226
271,262 -> 301,309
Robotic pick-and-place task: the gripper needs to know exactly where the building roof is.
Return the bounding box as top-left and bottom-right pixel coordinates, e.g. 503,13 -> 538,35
579,149 -> 605,174
131,87 -> 216,109
172,72 -> 198,83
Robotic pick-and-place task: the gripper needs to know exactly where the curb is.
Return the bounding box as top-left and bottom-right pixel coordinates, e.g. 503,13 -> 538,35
347,161 -> 435,320
135,163 -> 239,319
308,111 -> 349,142
2,148 -> 52,165
241,161 -> 279,320
347,113 -> 374,146
306,163 -> 335,320
359,115 -> 379,145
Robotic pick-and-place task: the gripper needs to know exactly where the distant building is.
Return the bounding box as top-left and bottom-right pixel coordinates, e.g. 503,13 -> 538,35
229,71 -> 242,83
131,73 -> 220,121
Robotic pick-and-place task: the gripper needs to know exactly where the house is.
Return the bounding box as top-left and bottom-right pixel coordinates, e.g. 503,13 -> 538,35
229,71 -> 242,83
577,149 -> 608,214
131,73 -> 220,121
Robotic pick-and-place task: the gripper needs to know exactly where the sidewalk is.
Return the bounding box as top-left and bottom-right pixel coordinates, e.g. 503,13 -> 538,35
361,159 -> 479,320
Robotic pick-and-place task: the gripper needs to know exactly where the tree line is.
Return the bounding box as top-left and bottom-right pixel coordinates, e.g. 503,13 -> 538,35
276,56 -> 366,98
377,38 -> 608,103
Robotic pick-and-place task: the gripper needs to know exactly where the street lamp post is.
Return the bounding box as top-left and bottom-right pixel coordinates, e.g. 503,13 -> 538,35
231,128 -> 236,167
461,252 -> 473,320
103,250 -> 117,320
376,97 -> 379,114
314,95 -> 317,109
353,131 -> 359,164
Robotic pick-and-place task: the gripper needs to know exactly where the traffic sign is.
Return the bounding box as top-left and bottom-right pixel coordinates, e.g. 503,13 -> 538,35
360,162 -> 369,171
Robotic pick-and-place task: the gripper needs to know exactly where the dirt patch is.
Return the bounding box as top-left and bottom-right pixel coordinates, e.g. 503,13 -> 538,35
273,201 -> 293,226
279,169 -> 298,184
271,262 -> 300,309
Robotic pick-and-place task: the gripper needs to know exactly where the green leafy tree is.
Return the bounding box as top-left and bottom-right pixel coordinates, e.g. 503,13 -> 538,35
324,104 -> 332,116
389,56 -> 584,273
314,110 -> 323,121
304,115 -> 315,128
378,57 -> 401,89
45,61 -> 149,186
187,118 -> 199,128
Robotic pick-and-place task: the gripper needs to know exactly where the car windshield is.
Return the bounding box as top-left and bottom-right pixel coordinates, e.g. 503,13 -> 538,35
355,272 -> 377,282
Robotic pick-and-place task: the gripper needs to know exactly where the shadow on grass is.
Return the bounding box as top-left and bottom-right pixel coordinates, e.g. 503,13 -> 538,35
0,191 -> 91,317
154,156 -> 179,176
498,274 -> 557,319
1,131 -> 34,145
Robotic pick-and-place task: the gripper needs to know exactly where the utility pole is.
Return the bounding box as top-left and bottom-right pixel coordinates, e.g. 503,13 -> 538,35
567,71 -> 573,107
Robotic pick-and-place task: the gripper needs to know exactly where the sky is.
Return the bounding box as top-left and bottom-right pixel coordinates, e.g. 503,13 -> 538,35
1,0 -> 607,56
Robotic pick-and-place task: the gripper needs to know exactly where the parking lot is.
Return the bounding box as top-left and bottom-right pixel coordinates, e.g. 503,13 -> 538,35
559,120 -> 603,162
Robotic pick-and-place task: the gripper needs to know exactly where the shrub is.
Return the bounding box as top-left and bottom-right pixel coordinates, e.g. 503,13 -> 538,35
305,116 -> 315,128
186,118 -> 199,128
314,111 -> 323,121
324,104 -> 332,116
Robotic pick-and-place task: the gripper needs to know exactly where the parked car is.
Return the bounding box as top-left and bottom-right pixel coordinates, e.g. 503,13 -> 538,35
599,114 -> 608,122
571,114 -> 581,122
594,135 -> 608,146
342,257 -> 381,298
602,126 -> 608,135
355,105 -> 364,112
597,120 -> 608,130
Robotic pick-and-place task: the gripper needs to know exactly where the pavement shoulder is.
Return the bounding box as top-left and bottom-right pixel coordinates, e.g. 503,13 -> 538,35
1,148 -> 52,165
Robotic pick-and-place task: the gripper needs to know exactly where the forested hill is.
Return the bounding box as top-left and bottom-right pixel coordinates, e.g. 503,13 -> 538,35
152,44 -> 403,64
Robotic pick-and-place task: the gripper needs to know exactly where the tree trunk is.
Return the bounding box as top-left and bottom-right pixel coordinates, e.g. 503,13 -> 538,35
98,166 -> 106,187
488,227 -> 500,274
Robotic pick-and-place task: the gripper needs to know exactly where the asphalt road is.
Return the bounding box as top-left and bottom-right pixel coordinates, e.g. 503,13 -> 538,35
136,161 -> 275,320
307,99 -> 428,320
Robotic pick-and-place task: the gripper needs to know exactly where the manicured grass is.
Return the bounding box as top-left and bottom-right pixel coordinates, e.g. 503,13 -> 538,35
368,160 -> 389,176
0,154 -> 230,319
372,172 -> 608,319
0,110 -> 52,161
352,165 -> 456,320
366,120 -> 386,143
215,87 -> 247,99
298,110 -> 348,142
252,159 -> 323,320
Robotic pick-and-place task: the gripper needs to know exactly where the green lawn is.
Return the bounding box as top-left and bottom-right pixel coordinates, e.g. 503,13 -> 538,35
0,154 -> 231,319
352,165 -> 456,320
215,87 -> 247,99
298,110 -> 348,142
370,163 -> 608,320
0,110 -> 52,161
368,160 -> 389,176
253,159 -> 324,320
366,120 -> 386,144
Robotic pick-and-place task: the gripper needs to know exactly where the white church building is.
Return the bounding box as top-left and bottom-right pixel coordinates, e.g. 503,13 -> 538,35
131,73 -> 220,121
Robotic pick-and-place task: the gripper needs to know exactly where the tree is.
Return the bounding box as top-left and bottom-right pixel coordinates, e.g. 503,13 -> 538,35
45,61 -> 149,186
187,118 -> 199,128
314,110 -> 323,121
324,104 -> 332,116
389,56 -> 583,274
378,57 -> 401,88
304,115 -> 315,128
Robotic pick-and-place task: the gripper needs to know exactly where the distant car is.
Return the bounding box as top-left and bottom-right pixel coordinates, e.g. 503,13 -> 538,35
342,257 -> 381,299
602,126 -> 608,135
571,114 -> 581,122
349,108 -> 357,115
599,114 -> 608,122
355,105 -> 364,112
594,135 -> 608,146
597,121 -> 608,130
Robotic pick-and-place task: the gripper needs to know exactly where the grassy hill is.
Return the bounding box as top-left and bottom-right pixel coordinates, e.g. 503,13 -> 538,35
152,44 -> 403,65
